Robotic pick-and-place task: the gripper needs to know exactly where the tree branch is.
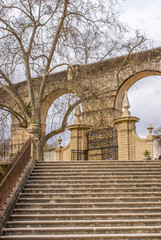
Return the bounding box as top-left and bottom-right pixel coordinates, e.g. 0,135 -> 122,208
0,70 -> 31,118
116,37 -> 145,87
42,98 -> 81,144
0,17 -> 26,54
0,104 -> 27,128
38,0 -> 69,104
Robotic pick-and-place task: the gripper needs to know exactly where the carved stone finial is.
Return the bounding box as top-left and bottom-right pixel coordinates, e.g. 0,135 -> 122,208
122,91 -> 131,117
58,136 -> 62,146
147,123 -> 153,135
74,105 -> 82,124
27,123 -> 40,140
123,91 -> 130,108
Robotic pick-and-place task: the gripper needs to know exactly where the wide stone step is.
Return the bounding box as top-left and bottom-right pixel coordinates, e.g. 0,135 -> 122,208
24,183 -> 161,189
32,169 -> 161,174
34,168 -> 161,173
15,202 -> 161,209
2,160 -> 161,240
36,160 -> 161,165
20,191 -> 161,198
6,219 -> 161,228
2,233 -> 161,240
28,174 -> 161,180
10,213 -> 161,221
12,206 -> 161,214
35,162 -> 161,165
30,172 -> 161,178
33,167 -> 161,172
3,226 -> 161,235
27,179 -> 161,184
22,187 -> 161,193
35,166 -> 161,170
18,196 -> 161,203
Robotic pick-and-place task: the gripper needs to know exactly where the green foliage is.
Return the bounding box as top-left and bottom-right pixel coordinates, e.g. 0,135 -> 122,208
30,119 -> 38,124
143,150 -> 150,156
0,164 -> 10,181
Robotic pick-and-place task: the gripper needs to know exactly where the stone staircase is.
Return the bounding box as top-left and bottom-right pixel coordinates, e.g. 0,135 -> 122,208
1,160 -> 161,239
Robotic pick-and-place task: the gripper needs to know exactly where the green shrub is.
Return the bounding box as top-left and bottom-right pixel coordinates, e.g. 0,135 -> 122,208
143,150 -> 150,156
0,164 -> 10,182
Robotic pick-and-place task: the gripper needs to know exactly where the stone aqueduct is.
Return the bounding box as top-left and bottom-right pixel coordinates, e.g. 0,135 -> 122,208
1,46 -> 161,154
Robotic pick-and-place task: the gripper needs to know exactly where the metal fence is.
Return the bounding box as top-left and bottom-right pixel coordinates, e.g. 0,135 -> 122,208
0,140 -> 25,162
87,146 -> 118,160
71,150 -> 88,161
71,127 -> 118,161
0,138 -> 31,209
71,146 -> 118,161
87,127 -> 118,160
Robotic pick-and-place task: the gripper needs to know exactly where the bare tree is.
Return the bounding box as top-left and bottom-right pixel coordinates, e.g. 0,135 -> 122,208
153,126 -> 161,137
0,110 -> 11,142
46,93 -> 80,147
0,0 -> 146,160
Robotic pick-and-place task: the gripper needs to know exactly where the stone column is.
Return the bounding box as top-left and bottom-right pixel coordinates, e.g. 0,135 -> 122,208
27,123 -> 40,161
114,92 -> 139,160
55,106 -> 91,161
55,137 -> 63,161
114,92 -> 154,160
145,124 -> 154,158
67,106 -> 91,153
114,116 -> 139,160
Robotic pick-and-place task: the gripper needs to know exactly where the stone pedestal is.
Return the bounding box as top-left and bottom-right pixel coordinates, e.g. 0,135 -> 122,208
55,106 -> 91,161
114,92 -> 154,160
114,116 -> 139,160
27,123 -> 40,160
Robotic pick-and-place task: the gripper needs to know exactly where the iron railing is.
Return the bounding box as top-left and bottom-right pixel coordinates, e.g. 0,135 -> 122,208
0,140 -> 25,163
71,150 -> 88,161
72,146 -> 118,161
87,146 -> 118,160
0,138 -> 31,209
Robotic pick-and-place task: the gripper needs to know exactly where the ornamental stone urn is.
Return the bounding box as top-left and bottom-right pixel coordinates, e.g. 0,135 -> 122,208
143,150 -> 151,160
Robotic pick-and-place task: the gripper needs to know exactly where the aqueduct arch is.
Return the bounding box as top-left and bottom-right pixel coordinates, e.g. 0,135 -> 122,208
1,46 -> 161,150
41,89 -> 75,134
115,70 -> 161,112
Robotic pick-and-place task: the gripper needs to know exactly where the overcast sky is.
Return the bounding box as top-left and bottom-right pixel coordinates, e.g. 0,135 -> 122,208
120,0 -> 161,47
119,0 -> 161,137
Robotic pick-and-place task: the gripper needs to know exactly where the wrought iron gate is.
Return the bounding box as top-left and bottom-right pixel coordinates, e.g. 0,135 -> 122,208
71,127 -> 118,161
71,149 -> 88,161
86,127 -> 118,160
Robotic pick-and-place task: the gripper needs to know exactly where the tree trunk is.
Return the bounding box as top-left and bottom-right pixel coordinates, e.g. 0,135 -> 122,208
37,133 -> 44,161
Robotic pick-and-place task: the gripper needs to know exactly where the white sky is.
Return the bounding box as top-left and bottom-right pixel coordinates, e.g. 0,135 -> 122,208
119,0 -> 161,47
119,0 -> 161,137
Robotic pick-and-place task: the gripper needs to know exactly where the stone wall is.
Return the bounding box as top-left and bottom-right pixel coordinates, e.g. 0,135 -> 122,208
1,46 -> 161,159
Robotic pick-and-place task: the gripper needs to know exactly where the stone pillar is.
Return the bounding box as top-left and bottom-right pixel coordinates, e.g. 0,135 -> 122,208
114,116 -> 139,160
27,123 -> 40,161
114,92 -> 139,160
55,137 -> 63,161
145,124 -> 154,158
55,106 -> 91,161
67,106 -> 91,152
114,92 -> 154,160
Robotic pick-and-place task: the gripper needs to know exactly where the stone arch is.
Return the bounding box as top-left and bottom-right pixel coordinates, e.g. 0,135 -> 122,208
41,88 -> 81,135
115,70 -> 161,113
